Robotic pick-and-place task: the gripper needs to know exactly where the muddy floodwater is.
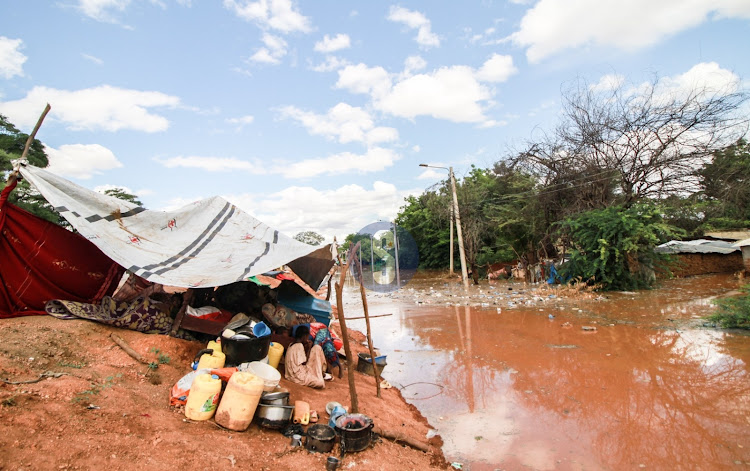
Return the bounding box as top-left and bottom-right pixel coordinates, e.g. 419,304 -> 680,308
340,273 -> 750,470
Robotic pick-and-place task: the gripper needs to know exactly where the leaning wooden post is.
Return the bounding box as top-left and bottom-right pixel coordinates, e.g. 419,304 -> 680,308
20,104 -> 51,162
359,278 -> 382,398
335,243 -> 360,413
170,288 -> 194,337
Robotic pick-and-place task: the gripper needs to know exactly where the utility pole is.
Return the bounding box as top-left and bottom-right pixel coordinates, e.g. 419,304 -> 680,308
392,222 -> 401,288
449,167 -> 469,289
449,205 -> 454,277
418,163 -> 468,289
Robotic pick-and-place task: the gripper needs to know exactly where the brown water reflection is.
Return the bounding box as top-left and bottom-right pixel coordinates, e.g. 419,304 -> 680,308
343,274 -> 750,470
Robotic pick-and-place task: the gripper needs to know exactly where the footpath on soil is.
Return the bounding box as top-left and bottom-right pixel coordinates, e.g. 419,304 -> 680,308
0,315 -> 448,470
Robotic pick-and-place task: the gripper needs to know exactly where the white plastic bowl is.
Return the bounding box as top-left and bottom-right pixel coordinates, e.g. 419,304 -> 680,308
245,360 -> 281,392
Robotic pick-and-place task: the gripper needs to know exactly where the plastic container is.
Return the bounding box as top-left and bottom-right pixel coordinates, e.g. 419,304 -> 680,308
293,400 -> 310,425
253,321 -> 271,338
185,373 -> 222,421
207,339 -> 221,352
328,405 -> 347,428
243,361 -> 281,392
356,353 -> 386,376
267,342 -> 284,370
222,333 -> 271,366
214,371 -> 264,431
197,349 -> 226,370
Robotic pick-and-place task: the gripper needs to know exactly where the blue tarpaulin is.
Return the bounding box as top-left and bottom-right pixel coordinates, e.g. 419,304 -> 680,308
277,292 -> 332,327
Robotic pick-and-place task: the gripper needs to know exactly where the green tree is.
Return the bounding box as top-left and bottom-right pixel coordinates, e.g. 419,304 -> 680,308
396,192 -> 452,269
294,230 -> 324,246
698,139 -> 750,230
557,202 -> 683,290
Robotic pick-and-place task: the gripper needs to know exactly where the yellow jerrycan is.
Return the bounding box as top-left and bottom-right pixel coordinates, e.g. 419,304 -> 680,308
185,373 -> 222,421
215,372 -> 264,431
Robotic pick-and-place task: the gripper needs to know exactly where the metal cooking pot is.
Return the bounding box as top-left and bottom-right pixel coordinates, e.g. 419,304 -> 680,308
255,404 -> 294,429
305,424 -> 336,453
260,391 -> 290,406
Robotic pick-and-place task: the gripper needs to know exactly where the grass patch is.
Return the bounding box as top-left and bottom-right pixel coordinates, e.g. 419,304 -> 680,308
72,373 -> 122,403
709,284 -> 750,329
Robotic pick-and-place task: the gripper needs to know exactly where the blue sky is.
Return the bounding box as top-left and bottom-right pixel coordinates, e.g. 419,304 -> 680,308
1,0 -> 748,242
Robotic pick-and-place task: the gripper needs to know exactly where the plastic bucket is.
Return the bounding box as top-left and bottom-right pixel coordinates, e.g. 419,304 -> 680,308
267,342 -> 284,370
243,361 -> 281,392
222,334 -> 271,366
185,374 -> 221,421
215,371 -> 264,431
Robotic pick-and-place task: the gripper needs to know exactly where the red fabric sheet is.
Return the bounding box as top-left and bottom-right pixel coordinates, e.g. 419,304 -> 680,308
0,179 -> 124,318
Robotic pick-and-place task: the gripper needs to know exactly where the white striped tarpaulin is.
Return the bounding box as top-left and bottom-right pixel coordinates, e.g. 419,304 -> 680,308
19,165 -> 325,288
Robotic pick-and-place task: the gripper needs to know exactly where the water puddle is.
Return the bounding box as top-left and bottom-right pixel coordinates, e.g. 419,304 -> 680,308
342,274 -> 750,469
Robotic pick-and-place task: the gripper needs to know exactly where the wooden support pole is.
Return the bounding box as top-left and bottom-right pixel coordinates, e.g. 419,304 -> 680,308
20,104 -> 51,162
170,288 -> 194,337
359,278 -> 382,398
335,246 -> 359,413
344,313 -> 392,321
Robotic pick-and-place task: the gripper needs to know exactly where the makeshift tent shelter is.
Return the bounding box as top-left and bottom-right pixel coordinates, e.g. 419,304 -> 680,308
2,164 -> 335,328
0,178 -> 124,318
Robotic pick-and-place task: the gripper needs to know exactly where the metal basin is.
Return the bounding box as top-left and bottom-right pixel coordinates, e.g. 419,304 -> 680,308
254,404 -> 294,429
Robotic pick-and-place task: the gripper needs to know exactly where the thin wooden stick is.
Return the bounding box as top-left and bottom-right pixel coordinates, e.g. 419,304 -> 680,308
170,288 -> 193,336
335,244 -> 359,413
110,333 -> 148,364
344,313 -> 392,320
359,277 -> 382,398
20,104 -> 51,162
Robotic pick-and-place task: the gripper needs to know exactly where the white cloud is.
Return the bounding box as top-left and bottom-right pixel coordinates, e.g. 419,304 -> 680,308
0,37 -> 27,79
0,85 -> 179,132
81,53 -> 104,65
274,147 -> 400,178
417,167 -> 449,181
156,155 -> 262,172
250,33 -> 288,64
310,56 -> 349,73
45,143 -> 123,179
226,115 -> 255,127
654,62 -> 741,99
338,55 -> 515,126
223,0 -> 312,33
387,6 -> 440,48
77,0 -> 130,22
475,54 -> 517,83
335,63 -> 392,98
589,74 -> 625,93
403,55 -> 427,77
278,103 -> 398,145
314,34 -> 351,53
510,0 -> 750,63
377,66 -> 490,123
94,183 -> 135,195
226,181 -> 418,240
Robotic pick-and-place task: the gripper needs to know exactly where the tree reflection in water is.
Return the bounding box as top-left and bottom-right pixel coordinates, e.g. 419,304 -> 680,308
396,297 -> 750,469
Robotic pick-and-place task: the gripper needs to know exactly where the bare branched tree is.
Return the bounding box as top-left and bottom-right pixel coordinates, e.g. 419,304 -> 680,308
514,74 -> 749,207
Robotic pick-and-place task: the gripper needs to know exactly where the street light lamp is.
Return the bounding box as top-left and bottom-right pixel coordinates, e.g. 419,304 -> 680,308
419,163 -> 469,289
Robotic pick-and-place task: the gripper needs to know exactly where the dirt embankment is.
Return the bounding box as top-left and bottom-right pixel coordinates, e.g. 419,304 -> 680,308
0,316 -> 448,471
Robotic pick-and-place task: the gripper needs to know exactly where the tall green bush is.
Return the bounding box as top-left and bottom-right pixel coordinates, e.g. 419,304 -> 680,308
557,203 -> 682,290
